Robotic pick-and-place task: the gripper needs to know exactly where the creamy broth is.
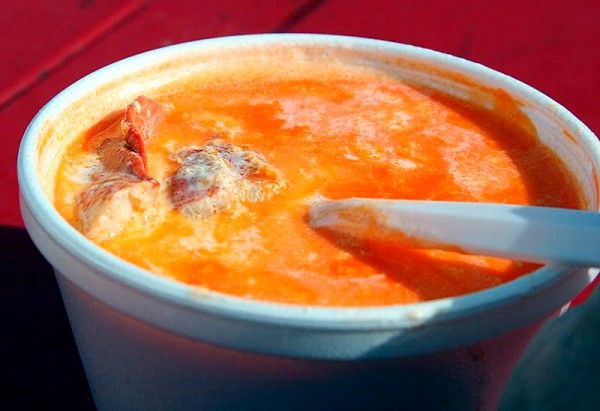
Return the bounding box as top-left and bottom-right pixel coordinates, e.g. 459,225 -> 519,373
54,60 -> 582,306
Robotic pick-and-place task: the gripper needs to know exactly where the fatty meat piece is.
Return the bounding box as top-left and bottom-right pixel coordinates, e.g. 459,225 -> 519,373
76,174 -> 158,241
96,96 -> 164,180
96,137 -> 148,180
121,95 -> 165,172
76,96 -> 164,240
170,139 -> 286,218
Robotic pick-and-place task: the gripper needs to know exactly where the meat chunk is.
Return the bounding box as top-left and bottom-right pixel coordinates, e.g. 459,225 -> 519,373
97,137 -> 148,179
76,174 -> 158,241
121,95 -> 165,172
76,96 -> 164,240
170,139 -> 286,218
94,96 -> 164,180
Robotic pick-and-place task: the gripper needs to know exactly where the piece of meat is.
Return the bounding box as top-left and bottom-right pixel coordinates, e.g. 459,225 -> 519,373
121,95 -> 165,171
76,96 -> 164,240
97,137 -> 149,179
170,139 -> 286,218
91,96 -> 164,180
76,173 -> 158,241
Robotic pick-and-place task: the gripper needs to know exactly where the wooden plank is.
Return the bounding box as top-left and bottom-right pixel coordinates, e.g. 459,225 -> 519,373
1,0 -> 315,226
0,0 -> 144,107
289,0 -> 600,135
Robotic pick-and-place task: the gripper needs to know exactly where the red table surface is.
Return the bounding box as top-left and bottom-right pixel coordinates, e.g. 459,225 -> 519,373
2,0 -> 599,225
1,0 -> 599,407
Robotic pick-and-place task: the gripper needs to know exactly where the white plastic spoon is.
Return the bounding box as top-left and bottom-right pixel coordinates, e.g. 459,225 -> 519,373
309,198 -> 600,266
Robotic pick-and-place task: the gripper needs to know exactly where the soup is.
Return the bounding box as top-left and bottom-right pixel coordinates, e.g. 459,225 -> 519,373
53,59 -> 582,306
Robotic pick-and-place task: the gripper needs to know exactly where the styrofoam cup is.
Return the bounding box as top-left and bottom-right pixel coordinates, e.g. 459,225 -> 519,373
18,34 -> 600,410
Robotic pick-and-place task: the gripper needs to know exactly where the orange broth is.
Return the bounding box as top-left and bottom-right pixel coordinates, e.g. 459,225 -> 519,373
54,64 -> 582,306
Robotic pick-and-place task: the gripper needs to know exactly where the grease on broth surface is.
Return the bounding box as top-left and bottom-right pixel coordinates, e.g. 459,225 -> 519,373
54,61 -> 582,306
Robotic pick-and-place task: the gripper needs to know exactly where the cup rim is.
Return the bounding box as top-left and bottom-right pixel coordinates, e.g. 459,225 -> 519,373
17,33 -> 600,331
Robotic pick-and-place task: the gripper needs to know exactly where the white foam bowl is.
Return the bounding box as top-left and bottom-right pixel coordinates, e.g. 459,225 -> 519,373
18,34 -> 600,410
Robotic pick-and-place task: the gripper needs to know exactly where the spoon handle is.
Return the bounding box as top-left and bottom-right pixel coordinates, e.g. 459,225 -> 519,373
309,198 -> 600,266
